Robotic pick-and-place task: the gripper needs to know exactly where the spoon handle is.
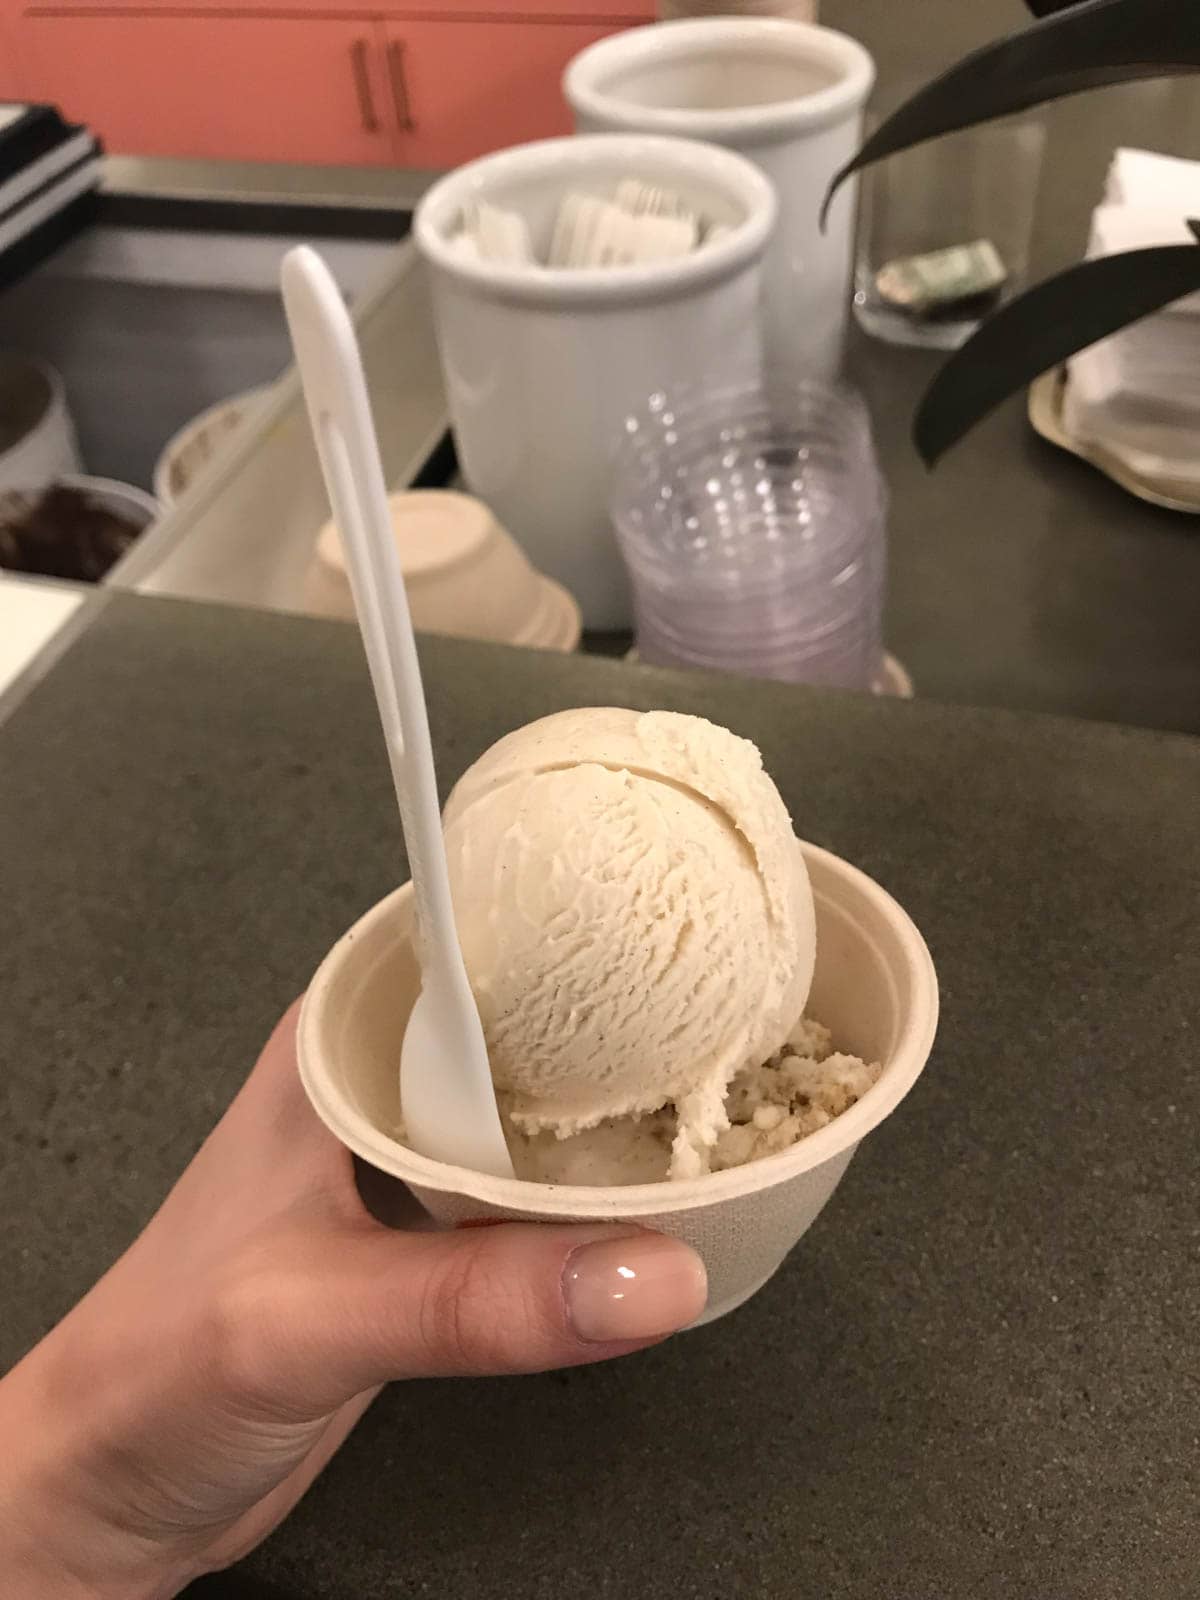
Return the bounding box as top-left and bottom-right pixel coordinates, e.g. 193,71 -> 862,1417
281,247 -> 460,977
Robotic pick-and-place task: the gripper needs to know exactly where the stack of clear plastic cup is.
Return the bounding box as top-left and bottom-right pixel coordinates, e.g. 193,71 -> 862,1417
611,378 -> 887,689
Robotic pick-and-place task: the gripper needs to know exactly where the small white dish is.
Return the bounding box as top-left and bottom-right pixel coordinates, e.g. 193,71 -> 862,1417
1028,368 -> 1200,515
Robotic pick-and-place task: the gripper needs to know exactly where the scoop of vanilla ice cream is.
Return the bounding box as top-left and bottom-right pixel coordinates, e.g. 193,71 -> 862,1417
442,708 -> 815,1178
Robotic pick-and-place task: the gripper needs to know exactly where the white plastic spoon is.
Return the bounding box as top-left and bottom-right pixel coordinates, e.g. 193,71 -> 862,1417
281,246 -> 514,1179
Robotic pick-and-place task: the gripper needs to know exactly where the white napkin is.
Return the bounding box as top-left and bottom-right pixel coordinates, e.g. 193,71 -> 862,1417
1103,146 -> 1200,211
451,179 -> 717,272
1065,147 -> 1200,474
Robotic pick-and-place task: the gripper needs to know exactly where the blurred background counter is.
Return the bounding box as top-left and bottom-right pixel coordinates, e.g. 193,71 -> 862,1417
1,0 -> 1199,732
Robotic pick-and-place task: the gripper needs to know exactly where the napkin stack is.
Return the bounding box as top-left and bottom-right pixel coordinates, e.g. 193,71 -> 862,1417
1064,148 -> 1200,483
449,179 -> 728,269
0,103 -> 101,275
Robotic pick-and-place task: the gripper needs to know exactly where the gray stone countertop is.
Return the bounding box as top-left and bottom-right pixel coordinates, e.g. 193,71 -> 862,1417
1,593 -> 1197,1598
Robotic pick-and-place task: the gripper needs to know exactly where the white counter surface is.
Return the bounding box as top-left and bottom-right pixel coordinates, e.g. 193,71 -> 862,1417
0,572 -> 87,700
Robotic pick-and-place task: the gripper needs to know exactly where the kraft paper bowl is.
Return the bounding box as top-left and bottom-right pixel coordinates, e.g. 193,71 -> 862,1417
298,840 -> 937,1324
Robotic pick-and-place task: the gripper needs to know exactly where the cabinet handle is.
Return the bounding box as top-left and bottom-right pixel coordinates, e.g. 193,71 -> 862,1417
388,40 -> 415,133
350,38 -> 379,134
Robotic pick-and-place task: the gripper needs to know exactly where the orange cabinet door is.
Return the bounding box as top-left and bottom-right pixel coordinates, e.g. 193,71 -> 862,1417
1,13 -> 27,99
384,20 -> 623,171
19,14 -> 396,165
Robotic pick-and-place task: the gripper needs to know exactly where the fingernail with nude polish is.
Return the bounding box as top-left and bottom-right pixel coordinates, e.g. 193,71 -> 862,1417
563,1233 -> 708,1343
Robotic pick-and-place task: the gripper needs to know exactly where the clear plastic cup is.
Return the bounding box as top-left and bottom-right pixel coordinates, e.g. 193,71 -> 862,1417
611,377 -> 887,688
854,92 -> 1046,351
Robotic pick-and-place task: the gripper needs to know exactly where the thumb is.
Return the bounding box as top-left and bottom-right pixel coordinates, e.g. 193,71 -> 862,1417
250,1223 -> 707,1410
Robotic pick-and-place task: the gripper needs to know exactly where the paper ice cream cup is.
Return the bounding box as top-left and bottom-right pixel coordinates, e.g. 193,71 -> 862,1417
298,841 -> 938,1325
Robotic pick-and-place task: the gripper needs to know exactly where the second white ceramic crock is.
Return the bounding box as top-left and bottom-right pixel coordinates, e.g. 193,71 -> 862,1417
565,19 -> 874,382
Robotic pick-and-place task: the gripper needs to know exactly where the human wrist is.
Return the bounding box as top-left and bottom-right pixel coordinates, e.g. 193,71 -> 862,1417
0,1346 -> 195,1600
5,1532 -> 190,1600
5,1531 -> 170,1600
0,1446 -> 194,1600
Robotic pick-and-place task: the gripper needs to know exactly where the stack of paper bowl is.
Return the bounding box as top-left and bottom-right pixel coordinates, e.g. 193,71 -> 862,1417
303,490 -> 582,652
